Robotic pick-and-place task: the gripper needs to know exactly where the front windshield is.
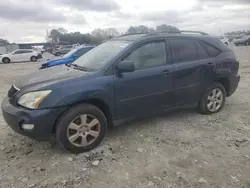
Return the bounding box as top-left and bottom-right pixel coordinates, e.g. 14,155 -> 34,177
63,48 -> 78,58
73,40 -> 131,70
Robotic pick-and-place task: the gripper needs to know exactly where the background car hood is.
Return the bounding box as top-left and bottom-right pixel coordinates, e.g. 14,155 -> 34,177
43,57 -> 70,66
14,65 -> 92,89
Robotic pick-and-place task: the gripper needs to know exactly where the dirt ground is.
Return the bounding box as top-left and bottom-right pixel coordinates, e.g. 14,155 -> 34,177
0,47 -> 250,188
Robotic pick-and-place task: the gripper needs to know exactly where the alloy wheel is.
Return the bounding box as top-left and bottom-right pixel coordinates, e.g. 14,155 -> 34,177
206,88 -> 223,112
67,114 -> 100,147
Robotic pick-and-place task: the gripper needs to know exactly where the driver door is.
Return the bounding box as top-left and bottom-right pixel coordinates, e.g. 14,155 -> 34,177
114,39 -> 175,119
12,50 -> 24,62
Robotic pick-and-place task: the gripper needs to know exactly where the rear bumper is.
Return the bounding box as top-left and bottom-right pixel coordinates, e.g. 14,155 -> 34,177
1,97 -> 67,141
227,74 -> 240,96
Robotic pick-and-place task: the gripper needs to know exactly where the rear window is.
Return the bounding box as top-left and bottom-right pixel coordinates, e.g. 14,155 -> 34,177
200,41 -> 220,57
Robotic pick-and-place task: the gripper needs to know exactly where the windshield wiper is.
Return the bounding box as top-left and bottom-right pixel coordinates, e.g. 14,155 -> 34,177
70,64 -> 88,71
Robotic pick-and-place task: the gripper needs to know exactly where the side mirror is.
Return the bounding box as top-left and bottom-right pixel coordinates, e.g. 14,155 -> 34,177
116,60 -> 135,73
12,52 -> 15,55
72,54 -> 78,59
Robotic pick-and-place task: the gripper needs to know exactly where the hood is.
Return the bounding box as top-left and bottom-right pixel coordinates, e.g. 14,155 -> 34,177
42,57 -> 70,66
14,65 -> 92,89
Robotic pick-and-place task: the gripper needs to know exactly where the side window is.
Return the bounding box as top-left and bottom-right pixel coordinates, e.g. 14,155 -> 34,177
124,41 -> 167,70
169,38 -> 197,63
200,41 -> 220,57
14,50 -> 24,54
196,41 -> 209,59
23,50 -> 32,53
75,48 -> 90,57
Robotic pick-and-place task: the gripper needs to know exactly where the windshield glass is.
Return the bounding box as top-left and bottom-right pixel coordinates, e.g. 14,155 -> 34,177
63,48 -> 78,58
73,40 -> 131,70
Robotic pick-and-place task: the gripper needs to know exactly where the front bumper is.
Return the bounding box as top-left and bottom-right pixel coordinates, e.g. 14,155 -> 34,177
1,97 -> 67,141
227,74 -> 240,96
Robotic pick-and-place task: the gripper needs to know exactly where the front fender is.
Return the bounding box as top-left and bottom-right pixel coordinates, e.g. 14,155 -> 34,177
39,75 -> 115,115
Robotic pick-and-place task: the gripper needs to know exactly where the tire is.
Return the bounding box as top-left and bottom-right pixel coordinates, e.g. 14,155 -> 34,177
198,82 -> 226,115
30,56 -> 37,62
2,57 -> 10,63
56,104 -> 107,153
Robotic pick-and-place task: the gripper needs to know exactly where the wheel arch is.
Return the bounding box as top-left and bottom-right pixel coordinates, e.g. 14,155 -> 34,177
52,98 -> 113,134
215,77 -> 230,96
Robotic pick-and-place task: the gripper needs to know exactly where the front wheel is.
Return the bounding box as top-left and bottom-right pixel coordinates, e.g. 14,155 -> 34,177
56,104 -> 107,153
198,83 -> 226,114
2,57 -> 10,63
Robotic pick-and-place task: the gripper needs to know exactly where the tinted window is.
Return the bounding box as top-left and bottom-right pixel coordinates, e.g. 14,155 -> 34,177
124,41 -> 166,70
169,38 -> 197,63
200,41 -> 220,57
196,41 -> 209,59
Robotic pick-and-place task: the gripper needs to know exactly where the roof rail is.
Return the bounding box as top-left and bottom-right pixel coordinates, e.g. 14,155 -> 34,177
117,33 -> 148,37
179,30 -> 209,35
146,30 -> 209,36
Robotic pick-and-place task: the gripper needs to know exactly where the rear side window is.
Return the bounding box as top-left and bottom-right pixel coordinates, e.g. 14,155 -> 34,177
23,50 -> 32,53
200,41 -> 220,57
169,38 -> 197,63
196,41 -> 209,59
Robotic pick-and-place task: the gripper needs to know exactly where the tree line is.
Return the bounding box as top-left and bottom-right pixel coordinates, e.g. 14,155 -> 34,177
48,24 -> 179,45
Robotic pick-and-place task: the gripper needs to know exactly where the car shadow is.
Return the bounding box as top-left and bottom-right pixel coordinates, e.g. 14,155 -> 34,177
3,107 -> 198,156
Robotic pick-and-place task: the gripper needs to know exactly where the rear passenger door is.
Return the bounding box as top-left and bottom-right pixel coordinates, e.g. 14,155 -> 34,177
168,37 -> 216,106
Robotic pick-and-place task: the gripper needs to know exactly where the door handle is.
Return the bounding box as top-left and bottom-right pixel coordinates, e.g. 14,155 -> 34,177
207,62 -> 213,65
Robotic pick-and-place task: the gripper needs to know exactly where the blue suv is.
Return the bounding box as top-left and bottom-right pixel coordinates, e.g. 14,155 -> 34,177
40,46 -> 95,69
1,31 -> 240,153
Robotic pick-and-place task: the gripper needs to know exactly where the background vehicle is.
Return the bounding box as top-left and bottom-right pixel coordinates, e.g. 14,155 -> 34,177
2,31 -> 240,153
0,49 -> 42,63
234,35 -> 250,46
52,45 -> 73,56
219,36 -> 229,46
40,46 -> 95,69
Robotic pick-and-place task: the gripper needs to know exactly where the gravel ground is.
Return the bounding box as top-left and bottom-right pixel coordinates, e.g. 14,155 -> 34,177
0,48 -> 250,188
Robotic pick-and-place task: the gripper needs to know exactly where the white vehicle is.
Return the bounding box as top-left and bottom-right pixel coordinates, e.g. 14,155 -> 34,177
0,49 -> 41,63
219,36 -> 229,46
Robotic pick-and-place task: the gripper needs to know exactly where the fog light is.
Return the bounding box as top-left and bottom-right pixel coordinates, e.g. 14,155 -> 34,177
22,124 -> 34,130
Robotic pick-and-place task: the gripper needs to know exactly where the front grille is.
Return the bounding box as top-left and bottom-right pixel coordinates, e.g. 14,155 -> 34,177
8,84 -> 19,98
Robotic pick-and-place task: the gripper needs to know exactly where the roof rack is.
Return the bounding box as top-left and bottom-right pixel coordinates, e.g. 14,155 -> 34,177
146,30 -> 209,36
116,30 -> 209,38
117,33 -> 148,37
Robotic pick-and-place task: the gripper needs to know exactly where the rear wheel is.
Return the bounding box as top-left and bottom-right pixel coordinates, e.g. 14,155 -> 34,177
56,104 -> 107,153
30,56 -> 37,62
198,83 -> 226,114
2,57 -> 10,63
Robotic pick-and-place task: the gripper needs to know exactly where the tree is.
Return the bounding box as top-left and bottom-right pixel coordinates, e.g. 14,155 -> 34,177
58,28 -> 68,34
49,29 -> 61,43
0,38 -> 9,44
156,24 -> 179,32
105,28 -> 119,39
126,25 -> 155,34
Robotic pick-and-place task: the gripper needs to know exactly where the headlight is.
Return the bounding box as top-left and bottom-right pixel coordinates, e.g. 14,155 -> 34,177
18,90 -> 51,109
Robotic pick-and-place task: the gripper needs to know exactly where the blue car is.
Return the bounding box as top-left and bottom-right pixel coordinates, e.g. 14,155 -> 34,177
40,46 -> 94,69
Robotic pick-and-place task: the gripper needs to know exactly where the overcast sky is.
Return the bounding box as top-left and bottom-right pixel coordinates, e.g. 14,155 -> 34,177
0,0 -> 249,43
